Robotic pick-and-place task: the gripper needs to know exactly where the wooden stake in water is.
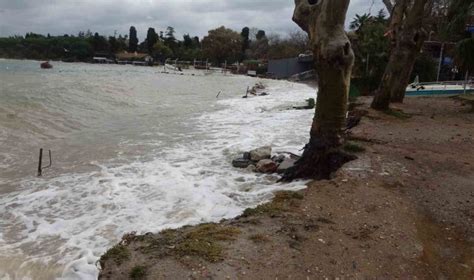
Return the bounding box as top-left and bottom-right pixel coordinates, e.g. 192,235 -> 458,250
38,148 -> 43,177
37,148 -> 52,177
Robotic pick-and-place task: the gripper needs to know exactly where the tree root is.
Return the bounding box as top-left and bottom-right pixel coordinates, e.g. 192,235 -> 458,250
346,135 -> 387,144
280,143 -> 356,182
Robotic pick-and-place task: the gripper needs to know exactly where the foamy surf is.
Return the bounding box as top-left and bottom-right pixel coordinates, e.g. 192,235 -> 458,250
0,61 -> 315,280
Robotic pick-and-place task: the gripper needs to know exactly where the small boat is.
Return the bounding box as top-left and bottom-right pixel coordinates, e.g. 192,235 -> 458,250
406,79 -> 473,96
40,61 -> 53,69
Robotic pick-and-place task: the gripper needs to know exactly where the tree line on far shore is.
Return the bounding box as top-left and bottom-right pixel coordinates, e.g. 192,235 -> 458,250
0,25 -> 308,64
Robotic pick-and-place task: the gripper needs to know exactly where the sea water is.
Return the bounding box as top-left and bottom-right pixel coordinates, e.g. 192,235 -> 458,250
0,59 -> 314,279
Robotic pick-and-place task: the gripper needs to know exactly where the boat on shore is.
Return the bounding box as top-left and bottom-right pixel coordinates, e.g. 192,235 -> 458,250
406,81 -> 473,96
40,61 -> 53,69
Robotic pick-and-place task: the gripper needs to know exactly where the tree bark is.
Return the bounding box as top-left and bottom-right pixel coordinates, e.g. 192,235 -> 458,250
282,0 -> 355,181
371,0 -> 430,109
371,0 -> 409,110
390,0 -> 430,102
382,0 -> 395,14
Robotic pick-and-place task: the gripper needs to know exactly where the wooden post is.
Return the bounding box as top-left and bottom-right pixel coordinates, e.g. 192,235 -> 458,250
437,43 -> 444,82
464,70 -> 469,95
37,148 -> 43,177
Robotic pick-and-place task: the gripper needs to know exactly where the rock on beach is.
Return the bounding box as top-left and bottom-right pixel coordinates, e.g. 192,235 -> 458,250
250,146 -> 272,161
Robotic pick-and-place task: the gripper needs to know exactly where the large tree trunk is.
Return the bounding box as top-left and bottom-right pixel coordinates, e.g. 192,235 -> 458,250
282,0 -> 355,181
371,0 -> 430,110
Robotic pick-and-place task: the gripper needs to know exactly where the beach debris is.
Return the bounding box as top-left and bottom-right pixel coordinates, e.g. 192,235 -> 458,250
254,82 -> 265,90
293,98 -> 315,110
40,61 -> 53,69
243,82 -> 268,98
243,86 -> 250,98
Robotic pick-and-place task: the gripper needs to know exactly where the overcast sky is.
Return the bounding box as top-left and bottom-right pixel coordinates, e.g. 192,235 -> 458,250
0,0 -> 385,40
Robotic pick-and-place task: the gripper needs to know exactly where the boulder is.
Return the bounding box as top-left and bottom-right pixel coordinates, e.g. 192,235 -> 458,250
250,146 -> 272,161
277,158 -> 296,174
256,159 -> 278,173
232,158 -> 252,168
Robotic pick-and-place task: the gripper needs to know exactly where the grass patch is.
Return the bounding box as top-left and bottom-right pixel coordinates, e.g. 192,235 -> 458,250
100,244 -> 130,265
248,233 -> 270,243
344,142 -> 366,153
140,229 -> 178,257
242,204 -> 279,217
175,238 -> 223,262
384,109 -> 412,119
175,224 -> 241,262
143,224 -> 240,263
241,191 -> 304,217
129,265 -> 147,279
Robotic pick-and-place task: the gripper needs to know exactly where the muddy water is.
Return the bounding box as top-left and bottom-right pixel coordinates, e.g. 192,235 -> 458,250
0,60 -> 314,279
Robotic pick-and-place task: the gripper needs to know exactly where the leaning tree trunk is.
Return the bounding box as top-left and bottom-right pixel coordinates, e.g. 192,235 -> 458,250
371,0 -> 430,109
282,0 -> 355,181
390,0 -> 430,103
372,38 -> 420,108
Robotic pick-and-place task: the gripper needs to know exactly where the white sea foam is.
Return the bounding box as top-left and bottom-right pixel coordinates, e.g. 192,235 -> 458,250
0,77 -> 315,280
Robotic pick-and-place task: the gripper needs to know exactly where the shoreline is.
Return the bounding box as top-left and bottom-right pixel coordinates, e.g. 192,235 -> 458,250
0,62 -> 317,280
99,96 -> 474,279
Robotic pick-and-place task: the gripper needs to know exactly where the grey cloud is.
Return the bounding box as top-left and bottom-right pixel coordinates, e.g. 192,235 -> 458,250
0,0 -> 385,39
